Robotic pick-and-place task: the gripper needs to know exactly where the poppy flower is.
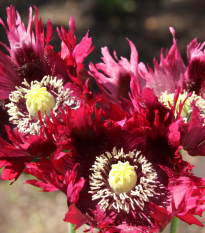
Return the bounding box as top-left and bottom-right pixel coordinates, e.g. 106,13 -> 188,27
0,5 -> 94,135
90,49 -> 205,157
89,29 -> 205,159
24,100 -> 205,232
138,27 -> 205,122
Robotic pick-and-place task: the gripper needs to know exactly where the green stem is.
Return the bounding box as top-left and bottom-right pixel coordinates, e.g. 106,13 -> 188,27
170,217 -> 179,233
68,222 -> 76,233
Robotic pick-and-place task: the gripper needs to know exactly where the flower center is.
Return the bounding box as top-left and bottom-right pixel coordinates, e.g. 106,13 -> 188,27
89,148 -> 162,213
160,91 -> 205,123
6,76 -> 80,135
25,85 -> 56,118
160,91 -> 191,117
109,161 -> 137,193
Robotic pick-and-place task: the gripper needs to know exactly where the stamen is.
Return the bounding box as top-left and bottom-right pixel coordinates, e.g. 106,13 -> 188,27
6,76 -> 80,135
89,148 -> 159,213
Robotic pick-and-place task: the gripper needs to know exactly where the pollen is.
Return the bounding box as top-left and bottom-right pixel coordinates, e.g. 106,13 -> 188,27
109,161 -> 137,193
25,85 -> 56,118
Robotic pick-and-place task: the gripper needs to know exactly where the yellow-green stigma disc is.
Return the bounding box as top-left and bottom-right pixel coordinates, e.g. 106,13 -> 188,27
109,161 -> 137,193
25,85 -> 56,118
161,92 -> 192,117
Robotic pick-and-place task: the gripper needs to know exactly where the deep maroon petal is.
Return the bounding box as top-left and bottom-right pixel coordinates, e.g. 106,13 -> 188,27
0,102 -> 13,142
0,136 -> 32,181
25,179 -> 58,192
64,205 -> 89,229
188,58 -> 205,98
187,37 -> 205,97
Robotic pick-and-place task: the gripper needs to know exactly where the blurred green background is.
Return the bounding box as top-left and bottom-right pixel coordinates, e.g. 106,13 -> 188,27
0,0 -> 205,232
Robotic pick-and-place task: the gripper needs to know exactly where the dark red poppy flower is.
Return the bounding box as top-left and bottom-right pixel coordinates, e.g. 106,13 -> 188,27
93,28 -> 205,116
91,58 -> 205,158
138,28 -> 205,123
90,32 -> 205,159
0,5 -> 94,135
0,5 -> 94,98
0,5 -> 50,99
0,124 -> 56,182
24,101 -> 205,232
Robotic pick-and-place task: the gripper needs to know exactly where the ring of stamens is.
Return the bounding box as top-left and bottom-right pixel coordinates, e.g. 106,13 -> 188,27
6,76 -> 80,135
89,147 -> 161,213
